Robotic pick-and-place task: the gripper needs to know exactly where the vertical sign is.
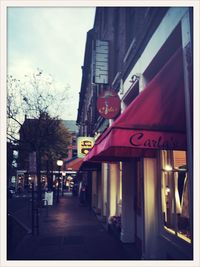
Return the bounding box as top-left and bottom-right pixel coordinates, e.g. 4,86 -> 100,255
77,137 -> 95,158
92,40 -> 109,84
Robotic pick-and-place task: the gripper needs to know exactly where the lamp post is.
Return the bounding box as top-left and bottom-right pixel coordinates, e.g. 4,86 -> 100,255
30,176 -> 35,235
28,175 -> 32,191
28,176 -> 38,235
56,159 -> 63,203
61,171 -> 65,196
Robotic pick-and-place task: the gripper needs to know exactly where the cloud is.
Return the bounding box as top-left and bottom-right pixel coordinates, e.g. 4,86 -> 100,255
7,7 -> 95,120
8,54 -> 36,80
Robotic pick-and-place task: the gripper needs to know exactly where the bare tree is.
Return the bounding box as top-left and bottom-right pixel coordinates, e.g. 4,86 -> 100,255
7,69 -> 71,200
7,69 -> 69,140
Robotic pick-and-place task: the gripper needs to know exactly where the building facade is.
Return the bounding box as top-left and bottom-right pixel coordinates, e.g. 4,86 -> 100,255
62,120 -> 78,162
77,7 -> 193,260
16,118 -> 75,191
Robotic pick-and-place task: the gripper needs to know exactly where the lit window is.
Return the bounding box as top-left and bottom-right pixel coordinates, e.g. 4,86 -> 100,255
161,150 -> 191,243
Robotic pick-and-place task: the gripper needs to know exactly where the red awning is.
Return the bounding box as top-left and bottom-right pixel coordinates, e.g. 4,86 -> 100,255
84,48 -> 187,162
79,161 -> 101,171
64,157 -> 83,171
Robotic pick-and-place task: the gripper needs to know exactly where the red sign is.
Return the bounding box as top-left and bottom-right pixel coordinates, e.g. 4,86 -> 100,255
97,89 -> 121,119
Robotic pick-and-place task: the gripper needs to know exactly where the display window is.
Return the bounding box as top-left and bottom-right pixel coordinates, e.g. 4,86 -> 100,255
161,150 -> 191,243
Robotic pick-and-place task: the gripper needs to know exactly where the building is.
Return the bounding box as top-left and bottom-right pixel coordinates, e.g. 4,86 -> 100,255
7,142 -> 18,189
61,120 -> 82,189
77,7 -> 193,260
62,120 -> 78,161
16,117 -> 73,191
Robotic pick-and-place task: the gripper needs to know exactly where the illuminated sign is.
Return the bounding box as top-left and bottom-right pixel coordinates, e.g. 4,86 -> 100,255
77,137 -> 95,158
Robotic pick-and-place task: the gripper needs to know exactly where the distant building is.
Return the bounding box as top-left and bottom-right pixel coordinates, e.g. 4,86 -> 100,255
16,117 -> 76,190
62,120 -> 78,161
61,120 -> 84,177
7,142 -> 18,188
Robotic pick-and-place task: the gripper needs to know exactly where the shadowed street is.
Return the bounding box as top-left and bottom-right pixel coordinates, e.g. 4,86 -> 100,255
8,192 -> 141,260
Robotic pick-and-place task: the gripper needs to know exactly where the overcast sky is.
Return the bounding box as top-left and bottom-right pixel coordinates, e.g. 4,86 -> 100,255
7,7 -> 95,120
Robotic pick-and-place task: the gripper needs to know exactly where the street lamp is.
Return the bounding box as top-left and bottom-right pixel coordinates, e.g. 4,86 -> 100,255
61,171 -> 66,196
28,175 -> 37,235
28,175 -> 32,187
56,159 -> 63,203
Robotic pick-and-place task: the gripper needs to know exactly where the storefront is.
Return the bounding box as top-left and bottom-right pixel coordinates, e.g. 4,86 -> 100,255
83,43 -> 193,259
74,5 -> 194,260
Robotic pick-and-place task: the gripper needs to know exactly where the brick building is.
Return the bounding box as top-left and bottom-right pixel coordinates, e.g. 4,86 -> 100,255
77,7 -> 193,260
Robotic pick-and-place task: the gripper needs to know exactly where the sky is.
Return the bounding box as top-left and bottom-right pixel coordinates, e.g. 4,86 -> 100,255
7,7 -> 96,120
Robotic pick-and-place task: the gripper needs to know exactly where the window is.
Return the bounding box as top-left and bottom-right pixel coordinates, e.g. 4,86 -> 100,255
161,150 -> 191,243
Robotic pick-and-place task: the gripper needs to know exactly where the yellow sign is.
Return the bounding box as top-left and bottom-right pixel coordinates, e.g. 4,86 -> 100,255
77,137 -> 94,158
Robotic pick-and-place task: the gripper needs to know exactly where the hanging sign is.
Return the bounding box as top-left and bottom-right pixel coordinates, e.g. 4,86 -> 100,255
77,137 -> 95,158
97,89 -> 121,119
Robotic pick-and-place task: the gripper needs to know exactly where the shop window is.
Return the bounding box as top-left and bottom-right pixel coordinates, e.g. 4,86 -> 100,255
161,150 -> 191,243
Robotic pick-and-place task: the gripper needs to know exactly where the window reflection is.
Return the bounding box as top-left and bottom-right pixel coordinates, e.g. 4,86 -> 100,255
161,150 -> 191,243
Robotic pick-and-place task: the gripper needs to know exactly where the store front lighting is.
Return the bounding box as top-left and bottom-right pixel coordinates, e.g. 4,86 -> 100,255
164,164 -> 173,172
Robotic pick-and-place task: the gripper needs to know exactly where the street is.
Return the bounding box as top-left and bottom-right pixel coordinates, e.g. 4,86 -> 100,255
8,194 -> 30,213
7,192 -> 141,260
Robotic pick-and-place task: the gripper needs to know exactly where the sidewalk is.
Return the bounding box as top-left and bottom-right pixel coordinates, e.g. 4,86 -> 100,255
9,192 -> 141,261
